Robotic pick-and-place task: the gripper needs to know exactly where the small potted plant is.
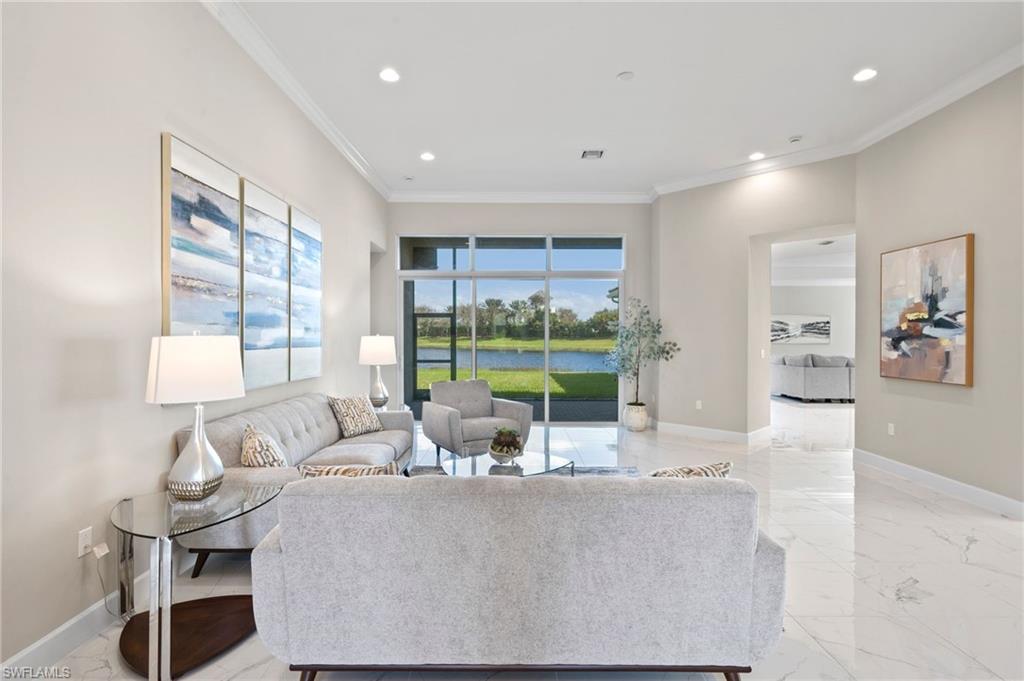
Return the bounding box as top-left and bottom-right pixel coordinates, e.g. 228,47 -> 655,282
489,427 -> 523,464
606,298 -> 680,432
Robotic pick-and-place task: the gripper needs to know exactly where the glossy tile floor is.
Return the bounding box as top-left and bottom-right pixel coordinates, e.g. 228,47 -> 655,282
60,400 -> 1023,681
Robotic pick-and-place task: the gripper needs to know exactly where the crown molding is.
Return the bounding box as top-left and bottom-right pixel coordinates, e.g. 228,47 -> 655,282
654,43 -> 1023,198
202,1 -> 391,200
388,190 -> 656,205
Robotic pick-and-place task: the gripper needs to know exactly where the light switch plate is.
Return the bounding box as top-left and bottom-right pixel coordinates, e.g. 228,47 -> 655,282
887,423 -> 896,436
696,400 -> 703,410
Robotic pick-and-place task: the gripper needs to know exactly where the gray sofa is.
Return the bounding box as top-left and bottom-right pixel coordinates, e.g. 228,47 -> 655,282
252,475 -> 786,680
422,379 -> 532,460
770,353 -> 855,402
173,393 -> 414,575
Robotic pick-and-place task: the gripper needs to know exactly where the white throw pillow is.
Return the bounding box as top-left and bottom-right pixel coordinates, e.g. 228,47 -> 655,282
240,424 -> 288,467
328,395 -> 384,438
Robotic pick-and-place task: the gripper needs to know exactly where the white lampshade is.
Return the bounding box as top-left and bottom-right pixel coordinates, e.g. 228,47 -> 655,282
358,335 -> 397,366
146,335 -> 246,404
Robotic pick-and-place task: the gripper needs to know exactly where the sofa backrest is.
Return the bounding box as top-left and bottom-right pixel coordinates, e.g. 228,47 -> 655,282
174,393 -> 340,468
271,475 -> 759,666
429,379 -> 493,418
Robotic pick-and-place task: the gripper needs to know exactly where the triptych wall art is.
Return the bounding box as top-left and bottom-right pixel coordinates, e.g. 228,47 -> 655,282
879,233 -> 973,386
161,133 -> 322,389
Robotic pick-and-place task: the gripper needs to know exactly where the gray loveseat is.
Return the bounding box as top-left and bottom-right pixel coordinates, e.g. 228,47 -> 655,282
252,475 -> 786,680
770,353 -> 855,402
173,393 -> 414,575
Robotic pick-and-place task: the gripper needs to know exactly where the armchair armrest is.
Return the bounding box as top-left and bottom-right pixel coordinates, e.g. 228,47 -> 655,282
251,526 -> 289,661
749,530 -> 786,662
422,401 -> 463,454
492,398 -> 533,444
377,410 -> 413,436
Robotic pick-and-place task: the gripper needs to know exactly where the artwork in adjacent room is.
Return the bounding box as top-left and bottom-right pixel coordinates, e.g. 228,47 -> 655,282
241,181 -> 290,389
163,134 -> 241,336
880,233 -> 974,386
290,208 -> 323,380
771,314 -> 831,344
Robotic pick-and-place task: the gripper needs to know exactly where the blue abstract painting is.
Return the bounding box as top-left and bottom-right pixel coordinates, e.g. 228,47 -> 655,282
242,188 -> 290,389
168,168 -> 240,336
290,209 -> 322,380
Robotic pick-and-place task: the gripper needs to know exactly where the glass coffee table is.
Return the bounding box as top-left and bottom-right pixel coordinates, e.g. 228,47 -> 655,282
110,482 -> 282,681
441,450 -> 575,477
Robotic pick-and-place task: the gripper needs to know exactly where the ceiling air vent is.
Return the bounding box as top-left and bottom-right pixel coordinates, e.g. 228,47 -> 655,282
581,150 -> 605,160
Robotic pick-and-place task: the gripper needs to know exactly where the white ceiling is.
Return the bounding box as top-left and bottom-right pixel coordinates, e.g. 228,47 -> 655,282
772,234 -> 856,286
219,2 -> 1023,201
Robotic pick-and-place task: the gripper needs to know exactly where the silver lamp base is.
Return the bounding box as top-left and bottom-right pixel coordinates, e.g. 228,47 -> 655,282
168,403 -> 224,501
369,364 -> 389,409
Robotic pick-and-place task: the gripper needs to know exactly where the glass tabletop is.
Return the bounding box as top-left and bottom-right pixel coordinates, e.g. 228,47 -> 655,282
110,482 -> 282,539
441,451 -> 574,477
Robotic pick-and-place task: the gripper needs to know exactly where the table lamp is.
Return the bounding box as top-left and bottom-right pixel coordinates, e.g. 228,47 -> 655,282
146,335 -> 245,500
359,335 -> 397,408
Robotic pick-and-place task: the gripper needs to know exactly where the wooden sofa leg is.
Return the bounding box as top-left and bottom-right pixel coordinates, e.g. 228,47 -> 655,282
436,444 -> 441,465
297,670 -> 317,681
723,672 -> 742,681
190,550 -> 210,579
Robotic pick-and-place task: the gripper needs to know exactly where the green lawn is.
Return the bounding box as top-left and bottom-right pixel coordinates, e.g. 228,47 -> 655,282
417,336 -> 614,353
417,367 -> 616,399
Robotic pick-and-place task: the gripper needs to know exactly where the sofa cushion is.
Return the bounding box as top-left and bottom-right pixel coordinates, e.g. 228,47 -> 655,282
782,354 -> 812,367
430,379 -> 493,419
302,444 -> 396,467
241,425 -> 288,467
462,416 -> 520,443
650,462 -> 733,478
328,395 -> 383,437
341,429 -> 412,457
810,354 -> 850,368
299,462 -> 399,478
769,355 -> 786,365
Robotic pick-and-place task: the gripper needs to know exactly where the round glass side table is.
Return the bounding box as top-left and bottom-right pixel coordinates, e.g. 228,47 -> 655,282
110,482 -> 282,681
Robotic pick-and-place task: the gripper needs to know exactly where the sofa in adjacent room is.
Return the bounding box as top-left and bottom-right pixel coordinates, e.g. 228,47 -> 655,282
173,393 -> 414,575
770,353 -> 855,402
252,475 -> 786,681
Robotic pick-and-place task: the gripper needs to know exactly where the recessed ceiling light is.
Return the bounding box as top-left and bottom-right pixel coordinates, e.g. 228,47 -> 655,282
420,151 -> 435,162
378,67 -> 401,83
788,135 -> 803,144
819,240 -> 835,246
748,151 -> 766,161
852,67 -> 878,83
581,149 -> 605,160
616,71 -> 634,81
403,176 -> 415,182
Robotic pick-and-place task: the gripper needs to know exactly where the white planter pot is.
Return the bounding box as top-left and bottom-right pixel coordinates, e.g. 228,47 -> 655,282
622,404 -> 649,432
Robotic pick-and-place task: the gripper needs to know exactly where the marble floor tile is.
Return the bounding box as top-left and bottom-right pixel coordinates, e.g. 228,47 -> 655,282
55,400 -> 1023,681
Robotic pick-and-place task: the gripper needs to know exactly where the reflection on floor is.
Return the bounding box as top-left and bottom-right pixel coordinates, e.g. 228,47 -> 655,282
59,400 -> 1022,680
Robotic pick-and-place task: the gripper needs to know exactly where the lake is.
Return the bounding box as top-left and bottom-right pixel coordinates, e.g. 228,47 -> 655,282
417,347 -> 609,372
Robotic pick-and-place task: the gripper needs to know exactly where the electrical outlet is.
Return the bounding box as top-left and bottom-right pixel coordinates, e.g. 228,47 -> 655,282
77,527 -> 92,558
887,423 -> 896,436
695,400 -> 703,411
760,348 -> 766,359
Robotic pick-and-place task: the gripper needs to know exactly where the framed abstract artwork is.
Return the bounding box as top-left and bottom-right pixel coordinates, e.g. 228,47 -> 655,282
880,233 -> 974,386
290,208 -> 323,381
241,180 -> 290,389
161,134 -> 241,337
771,314 -> 831,344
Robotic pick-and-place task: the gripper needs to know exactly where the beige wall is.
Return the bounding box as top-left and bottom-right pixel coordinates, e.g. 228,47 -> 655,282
374,202 -> 653,409
653,158 -> 857,434
855,69 -> 1023,501
1,2 -> 386,657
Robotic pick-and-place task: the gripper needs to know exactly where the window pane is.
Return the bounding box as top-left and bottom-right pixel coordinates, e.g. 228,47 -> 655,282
551,237 -> 623,271
403,279 -> 471,418
399,236 -> 469,271
475,237 -> 546,271
474,279 -> 546,422
548,279 -> 619,422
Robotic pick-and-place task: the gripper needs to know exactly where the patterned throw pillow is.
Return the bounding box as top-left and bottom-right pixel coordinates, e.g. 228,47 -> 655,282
328,395 -> 383,438
240,425 -> 288,467
649,462 -> 733,478
299,462 -> 399,478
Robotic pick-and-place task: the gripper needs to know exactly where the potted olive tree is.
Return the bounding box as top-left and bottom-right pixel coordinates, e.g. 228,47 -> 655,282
606,298 -> 679,431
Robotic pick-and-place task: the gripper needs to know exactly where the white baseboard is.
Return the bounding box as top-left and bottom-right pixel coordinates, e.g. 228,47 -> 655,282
854,448 -> 1024,521
2,549 -> 198,670
654,420 -> 771,445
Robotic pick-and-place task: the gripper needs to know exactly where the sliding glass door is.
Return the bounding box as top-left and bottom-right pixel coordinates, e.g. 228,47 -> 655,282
399,235 -> 624,422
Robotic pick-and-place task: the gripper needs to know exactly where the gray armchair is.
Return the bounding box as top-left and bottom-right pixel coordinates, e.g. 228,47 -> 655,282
422,379 -> 533,462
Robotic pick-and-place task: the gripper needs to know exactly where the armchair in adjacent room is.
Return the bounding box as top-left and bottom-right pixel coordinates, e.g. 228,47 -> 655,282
422,379 -> 533,462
